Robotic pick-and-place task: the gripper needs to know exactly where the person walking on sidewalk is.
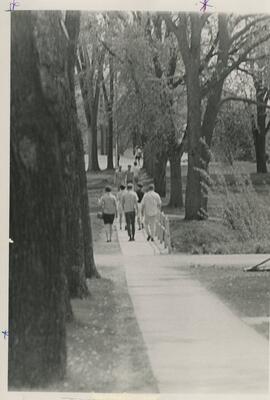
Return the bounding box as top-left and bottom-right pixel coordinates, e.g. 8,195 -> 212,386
136,182 -> 144,230
117,184 -> 126,230
125,165 -> 134,185
122,183 -> 138,241
114,165 -> 125,190
133,161 -> 140,189
135,146 -> 142,167
141,183 -> 161,242
99,186 -> 118,242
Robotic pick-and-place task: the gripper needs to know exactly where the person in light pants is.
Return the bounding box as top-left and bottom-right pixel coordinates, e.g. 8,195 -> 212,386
141,183 -> 161,242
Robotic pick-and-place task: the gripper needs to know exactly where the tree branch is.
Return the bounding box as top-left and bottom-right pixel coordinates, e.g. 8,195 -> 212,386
230,16 -> 270,46
236,66 -> 254,76
219,96 -> 270,109
202,31 -> 270,97
162,13 -> 190,66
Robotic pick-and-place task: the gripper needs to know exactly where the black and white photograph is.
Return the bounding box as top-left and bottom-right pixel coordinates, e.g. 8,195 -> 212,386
3,0 -> 270,395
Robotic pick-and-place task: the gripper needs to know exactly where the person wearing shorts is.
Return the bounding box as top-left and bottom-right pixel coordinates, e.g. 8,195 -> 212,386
99,186 -> 117,242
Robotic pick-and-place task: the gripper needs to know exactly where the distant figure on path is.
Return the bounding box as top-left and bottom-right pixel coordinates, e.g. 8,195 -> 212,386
133,161 -> 140,188
117,184 -> 126,230
100,186 -> 118,242
141,183 -> 161,241
136,183 -> 144,230
122,183 -> 138,241
114,165 -> 125,190
135,146 -> 142,166
125,165 -> 134,185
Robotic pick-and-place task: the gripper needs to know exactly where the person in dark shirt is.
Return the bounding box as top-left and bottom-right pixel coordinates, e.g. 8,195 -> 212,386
136,183 -> 144,230
125,165 -> 134,185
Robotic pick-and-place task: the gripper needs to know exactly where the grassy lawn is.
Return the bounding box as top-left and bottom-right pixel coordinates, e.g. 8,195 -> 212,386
170,219 -> 270,254
186,265 -> 270,339
168,166 -> 270,255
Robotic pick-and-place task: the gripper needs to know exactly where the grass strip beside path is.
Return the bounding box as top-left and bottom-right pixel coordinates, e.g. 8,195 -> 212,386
185,265 -> 270,339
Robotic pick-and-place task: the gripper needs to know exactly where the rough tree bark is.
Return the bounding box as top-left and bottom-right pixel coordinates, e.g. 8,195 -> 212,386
169,152 -> 183,208
64,11 -> 89,300
154,150 -> 167,197
168,129 -> 187,208
66,11 -> 100,281
9,11 -> 68,387
251,77 -> 269,173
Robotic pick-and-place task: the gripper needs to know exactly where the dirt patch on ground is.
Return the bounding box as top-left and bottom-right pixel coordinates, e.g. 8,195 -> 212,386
186,265 -> 270,339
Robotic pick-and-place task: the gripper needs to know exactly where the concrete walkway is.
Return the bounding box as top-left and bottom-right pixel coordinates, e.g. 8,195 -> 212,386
116,226 -> 269,393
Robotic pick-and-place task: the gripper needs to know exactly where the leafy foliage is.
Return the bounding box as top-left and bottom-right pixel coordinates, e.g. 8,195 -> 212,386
213,102 -> 255,162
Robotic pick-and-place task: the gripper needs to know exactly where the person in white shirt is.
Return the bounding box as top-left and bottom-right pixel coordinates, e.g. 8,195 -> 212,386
99,186 -> 118,242
116,185 -> 126,230
114,165 -> 125,190
141,183 -> 161,241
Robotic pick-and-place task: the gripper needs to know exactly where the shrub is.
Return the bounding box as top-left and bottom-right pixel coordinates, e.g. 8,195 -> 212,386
211,162 -> 270,243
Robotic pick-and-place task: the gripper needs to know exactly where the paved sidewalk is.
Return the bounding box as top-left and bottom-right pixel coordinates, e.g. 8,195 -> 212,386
116,226 -> 269,393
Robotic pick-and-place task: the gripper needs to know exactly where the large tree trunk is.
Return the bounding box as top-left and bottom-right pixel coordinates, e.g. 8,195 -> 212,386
67,13 -> 99,281
9,11 -> 68,387
254,132 -> 267,173
89,113 -> 100,171
76,49 -> 92,163
169,153 -> 183,208
100,124 -> 106,155
65,11 -> 90,300
154,151 -> 167,197
252,120 -> 267,173
74,127 -> 100,279
252,78 -> 268,173
185,63 -> 204,220
107,55 -> 114,170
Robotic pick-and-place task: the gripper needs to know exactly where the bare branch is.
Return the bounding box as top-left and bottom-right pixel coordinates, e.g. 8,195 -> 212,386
236,66 -> 254,76
230,16 -> 270,45
202,32 -> 219,66
219,96 -> 270,109
100,40 -> 125,64
202,31 -> 270,97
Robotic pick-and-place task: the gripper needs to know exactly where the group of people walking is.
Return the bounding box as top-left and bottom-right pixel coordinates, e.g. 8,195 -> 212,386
114,162 -> 140,189
99,182 -> 161,243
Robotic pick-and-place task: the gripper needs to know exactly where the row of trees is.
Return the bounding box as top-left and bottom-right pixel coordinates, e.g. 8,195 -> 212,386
9,11 -> 99,387
77,12 -> 270,219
